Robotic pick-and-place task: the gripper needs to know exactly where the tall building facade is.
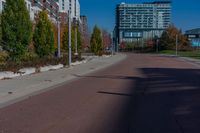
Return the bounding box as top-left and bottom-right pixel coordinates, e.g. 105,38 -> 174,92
115,0 -> 171,47
80,15 -> 89,49
80,16 -> 88,34
0,0 -> 35,21
31,0 -> 59,22
0,0 -> 5,13
1,0 -> 81,23
58,0 -> 80,21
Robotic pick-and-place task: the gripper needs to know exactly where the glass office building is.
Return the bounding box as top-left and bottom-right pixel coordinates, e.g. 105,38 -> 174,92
115,0 -> 171,47
185,28 -> 200,47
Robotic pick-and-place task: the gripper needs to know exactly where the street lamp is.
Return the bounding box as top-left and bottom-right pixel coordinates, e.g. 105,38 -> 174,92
57,16 -> 61,58
111,32 -> 114,56
156,38 -> 159,53
74,18 -> 78,56
68,10 -> 72,66
165,31 -> 178,56
176,34 -> 178,56
154,35 -> 159,53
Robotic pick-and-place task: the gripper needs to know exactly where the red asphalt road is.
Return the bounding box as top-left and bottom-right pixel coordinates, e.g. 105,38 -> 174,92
0,54 -> 200,133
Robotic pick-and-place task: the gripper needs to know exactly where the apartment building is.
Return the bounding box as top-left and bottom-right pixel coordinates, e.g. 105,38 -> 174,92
31,0 -> 59,22
0,0 -> 35,20
58,0 -> 80,22
0,0 -> 5,13
1,0 -> 81,23
115,0 -> 171,46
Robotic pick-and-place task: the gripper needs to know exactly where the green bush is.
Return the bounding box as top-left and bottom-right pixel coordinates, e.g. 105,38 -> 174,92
0,51 -> 8,65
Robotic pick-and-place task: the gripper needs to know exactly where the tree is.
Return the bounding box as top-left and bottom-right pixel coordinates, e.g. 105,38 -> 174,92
1,0 -> 32,61
160,25 -> 189,50
33,10 -> 55,57
90,25 -> 103,55
62,25 -> 82,54
102,29 -> 112,50
80,25 -> 90,51
62,25 -> 69,52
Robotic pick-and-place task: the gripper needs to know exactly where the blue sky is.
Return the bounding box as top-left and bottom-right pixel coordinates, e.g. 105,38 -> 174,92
80,0 -> 200,32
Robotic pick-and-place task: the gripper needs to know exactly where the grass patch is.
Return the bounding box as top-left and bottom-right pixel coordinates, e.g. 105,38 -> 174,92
158,50 -> 200,59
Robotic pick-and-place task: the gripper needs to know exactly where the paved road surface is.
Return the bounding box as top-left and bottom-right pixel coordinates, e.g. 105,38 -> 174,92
0,54 -> 200,133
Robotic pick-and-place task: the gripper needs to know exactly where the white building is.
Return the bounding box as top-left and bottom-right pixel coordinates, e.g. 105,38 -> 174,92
75,0 -> 80,21
0,0 -> 34,21
24,0 -> 34,21
58,0 -> 69,13
58,0 -> 81,22
0,0 -> 6,13
0,0 -> 81,23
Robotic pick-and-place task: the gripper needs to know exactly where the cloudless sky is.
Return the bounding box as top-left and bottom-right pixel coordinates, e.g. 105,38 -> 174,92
80,0 -> 200,32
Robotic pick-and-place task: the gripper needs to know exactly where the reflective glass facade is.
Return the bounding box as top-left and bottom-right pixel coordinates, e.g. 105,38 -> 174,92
115,1 -> 171,45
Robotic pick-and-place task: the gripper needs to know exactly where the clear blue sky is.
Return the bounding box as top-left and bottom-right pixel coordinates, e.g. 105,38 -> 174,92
80,0 -> 200,32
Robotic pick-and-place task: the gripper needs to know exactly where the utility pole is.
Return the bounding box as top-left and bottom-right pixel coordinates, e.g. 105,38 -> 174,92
116,38 -> 119,52
156,39 -> 159,53
74,19 -> 78,56
111,32 -> 114,56
176,34 -> 178,56
68,10 -> 72,66
57,16 -> 61,58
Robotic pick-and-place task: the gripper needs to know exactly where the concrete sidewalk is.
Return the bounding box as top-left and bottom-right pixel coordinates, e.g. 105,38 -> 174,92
0,54 -> 126,108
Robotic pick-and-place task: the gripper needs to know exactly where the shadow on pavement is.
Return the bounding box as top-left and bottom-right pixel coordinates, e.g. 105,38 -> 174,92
131,68 -> 200,133
97,91 -> 133,97
72,74 -> 138,80
81,68 -> 200,133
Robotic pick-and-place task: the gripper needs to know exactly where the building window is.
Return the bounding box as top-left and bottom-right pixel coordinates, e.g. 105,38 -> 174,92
2,1 -> 5,9
28,4 -> 31,12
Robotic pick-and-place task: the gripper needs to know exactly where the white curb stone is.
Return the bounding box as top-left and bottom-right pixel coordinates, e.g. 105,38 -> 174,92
0,71 -> 20,79
19,68 -> 36,76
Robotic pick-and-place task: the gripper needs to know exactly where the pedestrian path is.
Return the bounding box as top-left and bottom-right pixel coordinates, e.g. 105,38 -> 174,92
0,54 -> 126,108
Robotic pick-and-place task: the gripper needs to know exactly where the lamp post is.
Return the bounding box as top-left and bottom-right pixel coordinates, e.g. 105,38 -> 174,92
176,34 -> 178,56
156,38 -> 159,53
111,32 -> 114,56
68,10 -> 72,66
74,18 -> 78,56
57,16 -> 61,58
166,32 -> 178,56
